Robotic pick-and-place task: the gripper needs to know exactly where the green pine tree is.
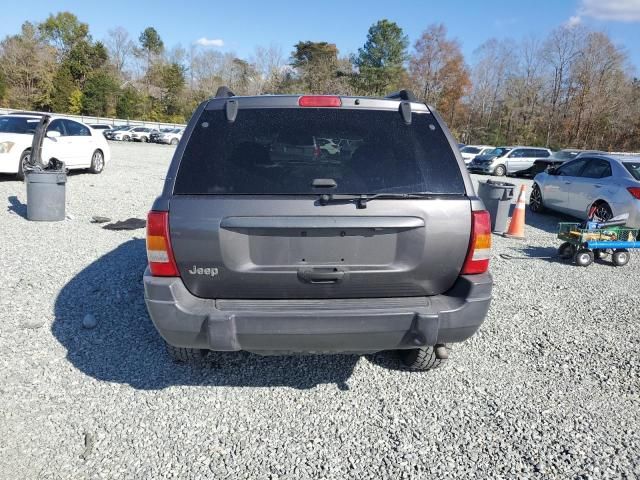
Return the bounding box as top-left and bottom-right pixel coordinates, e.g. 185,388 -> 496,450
353,19 -> 408,96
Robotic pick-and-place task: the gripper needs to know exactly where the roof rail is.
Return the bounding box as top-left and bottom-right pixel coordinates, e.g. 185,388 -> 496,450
215,86 -> 236,98
8,111 -> 47,116
608,151 -> 640,156
385,90 -> 418,102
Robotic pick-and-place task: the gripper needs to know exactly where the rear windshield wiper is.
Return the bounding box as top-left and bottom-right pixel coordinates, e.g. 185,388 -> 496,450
318,193 -> 439,208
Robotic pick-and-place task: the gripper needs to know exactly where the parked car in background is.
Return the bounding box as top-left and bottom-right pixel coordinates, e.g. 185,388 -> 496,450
459,145 -> 495,165
107,125 -> 136,141
89,124 -> 113,136
143,89 -> 493,371
467,146 -> 552,176
150,128 -> 174,142
514,149 -> 584,178
0,113 -> 110,179
130,127 -> 159,143
152,128 -> 184,145
530,153 -> 640,227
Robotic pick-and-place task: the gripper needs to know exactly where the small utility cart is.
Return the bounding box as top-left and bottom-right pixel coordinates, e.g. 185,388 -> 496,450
557,214 -> 640,267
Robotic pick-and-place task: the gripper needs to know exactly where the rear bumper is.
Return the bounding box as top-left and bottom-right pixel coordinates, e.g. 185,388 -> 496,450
143,269 -> 492,354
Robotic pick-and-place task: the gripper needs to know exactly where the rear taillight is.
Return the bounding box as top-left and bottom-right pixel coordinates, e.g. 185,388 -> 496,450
627,187 -> 640,200
146,211 -> 178,276
462,210 -> 491,275
298,95 -> 342,107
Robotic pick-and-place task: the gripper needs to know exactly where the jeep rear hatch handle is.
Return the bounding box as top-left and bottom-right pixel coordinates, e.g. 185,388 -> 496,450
312,178 -> 337,189
298,267 -> 345,284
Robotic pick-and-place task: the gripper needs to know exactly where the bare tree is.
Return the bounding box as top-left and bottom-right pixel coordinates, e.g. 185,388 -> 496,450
106,26 -> 134,77
251,44 -> 286,93
408,24 -> 470,124
541,25 -> 585,147
466,38 -> 516,143
568,31 -> 627,148
190,48 -> 225,95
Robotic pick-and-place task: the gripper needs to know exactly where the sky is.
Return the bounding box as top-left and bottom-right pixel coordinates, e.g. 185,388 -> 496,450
1,0 -> 640,72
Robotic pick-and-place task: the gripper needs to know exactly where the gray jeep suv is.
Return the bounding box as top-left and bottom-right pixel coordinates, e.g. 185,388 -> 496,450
143,88 -> 493,370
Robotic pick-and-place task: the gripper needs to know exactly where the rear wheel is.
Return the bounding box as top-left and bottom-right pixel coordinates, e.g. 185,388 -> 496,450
170,138 -> 179,145
529,183 -> 545,213
89,150 -> 104,174
558,242 -> 575,260
166,342 -> 208,363
399,344 -> 448,371
16,149 -> 31,180
612,249 -> 630,267
493,164 -> 506,177
140,136 -> 148,143
574,249 -> 594,267
592,202 -> 613,222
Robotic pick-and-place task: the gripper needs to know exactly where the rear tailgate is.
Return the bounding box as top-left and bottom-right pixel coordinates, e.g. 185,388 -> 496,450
170,196 -> 471,299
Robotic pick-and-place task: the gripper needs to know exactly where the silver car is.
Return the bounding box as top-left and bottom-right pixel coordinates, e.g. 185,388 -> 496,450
154,128 -> 184,145
467,146 -> 552,176
530,153 -> 640,227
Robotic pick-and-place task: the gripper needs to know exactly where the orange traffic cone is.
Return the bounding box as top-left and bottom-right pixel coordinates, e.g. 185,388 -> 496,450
503,185 -> 527,240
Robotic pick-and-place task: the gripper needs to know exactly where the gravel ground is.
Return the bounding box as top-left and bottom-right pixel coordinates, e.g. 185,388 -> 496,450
0,142 -> 639,479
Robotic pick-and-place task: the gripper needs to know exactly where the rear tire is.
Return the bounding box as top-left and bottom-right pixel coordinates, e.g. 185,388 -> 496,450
170,138 -> 179,145
612,249 -> 630,267
493,164 -> 506,177
399,345 -> 447,371
89,150 -> 104,174
574,249 -> 594,267
16,149 -> 31,181
166,343 -> 208,363
591,202 -> 613,222
140,136 -> 148,143
529,183 -> 545,213
558,242 -> 575,260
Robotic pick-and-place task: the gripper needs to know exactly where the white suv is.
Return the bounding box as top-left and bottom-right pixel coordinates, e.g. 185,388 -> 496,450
110,126 -> 136,141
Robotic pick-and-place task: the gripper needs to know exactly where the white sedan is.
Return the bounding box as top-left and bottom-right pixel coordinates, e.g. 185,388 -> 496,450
530,153 -> 640,227
0,114 -> 110,179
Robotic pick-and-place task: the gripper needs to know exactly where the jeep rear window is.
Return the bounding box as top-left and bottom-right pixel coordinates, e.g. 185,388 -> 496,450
174,108 -> 465,195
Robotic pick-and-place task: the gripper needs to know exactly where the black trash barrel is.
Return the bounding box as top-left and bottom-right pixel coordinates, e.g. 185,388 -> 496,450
25,170 -> 67,221
477,180 -> 515,234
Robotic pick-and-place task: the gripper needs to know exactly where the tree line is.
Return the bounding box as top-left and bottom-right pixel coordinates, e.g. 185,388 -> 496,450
0,12 -> 638,150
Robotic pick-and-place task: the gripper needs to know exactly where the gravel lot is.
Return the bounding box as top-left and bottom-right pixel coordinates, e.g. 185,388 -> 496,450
1,142 -> 639,479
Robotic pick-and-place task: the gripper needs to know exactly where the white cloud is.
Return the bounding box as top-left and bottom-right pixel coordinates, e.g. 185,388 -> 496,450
194,37 -> 224,47
579,0 -> 640,21
565,15 -> 582,27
